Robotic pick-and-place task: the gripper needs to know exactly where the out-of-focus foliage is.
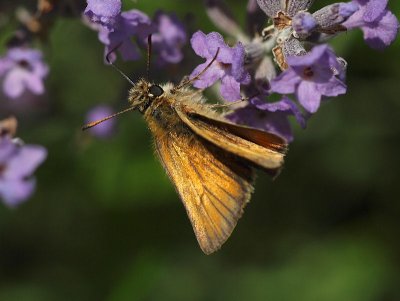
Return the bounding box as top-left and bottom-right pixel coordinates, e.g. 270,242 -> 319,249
0,1 -> 399,300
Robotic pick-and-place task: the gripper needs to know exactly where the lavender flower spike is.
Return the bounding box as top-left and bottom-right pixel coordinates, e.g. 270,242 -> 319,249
190,31 -> 250,101
271,45 -> 346,113
0,47 -> 49,99
98,9 -> 155,62
343,0 -> 399,50
0,138 -> 47,207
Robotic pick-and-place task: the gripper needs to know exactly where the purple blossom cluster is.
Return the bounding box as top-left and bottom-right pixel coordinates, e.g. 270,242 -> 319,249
84,0 -> 187,64
82,0 -> 398,141
0,117 -> 47,207
0,0 -> 398,206
187,0 -> 398,141
0,47 -> 48,99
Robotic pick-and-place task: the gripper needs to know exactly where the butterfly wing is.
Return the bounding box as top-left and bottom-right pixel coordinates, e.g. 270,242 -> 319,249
154,129 -> 255,254
176,107 -> 287,174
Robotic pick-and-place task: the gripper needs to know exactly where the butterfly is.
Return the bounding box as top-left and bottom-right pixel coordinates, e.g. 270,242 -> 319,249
83,45 -> 288,254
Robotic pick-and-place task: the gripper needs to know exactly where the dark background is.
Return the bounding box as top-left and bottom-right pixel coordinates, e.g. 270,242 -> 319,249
0,1 -> 399,300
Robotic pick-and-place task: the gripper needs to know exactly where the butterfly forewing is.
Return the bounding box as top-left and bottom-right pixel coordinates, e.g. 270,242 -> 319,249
176,107 -> 287,174
190,111 -> 287,152
154,129 -> 255,254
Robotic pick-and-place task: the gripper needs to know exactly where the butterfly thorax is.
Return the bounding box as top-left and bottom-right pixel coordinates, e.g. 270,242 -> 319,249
129,79 -> 219,140
144,84 -> 191,133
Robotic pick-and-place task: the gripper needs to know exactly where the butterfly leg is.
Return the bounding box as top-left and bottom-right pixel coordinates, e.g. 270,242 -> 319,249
208,97 -> 248,109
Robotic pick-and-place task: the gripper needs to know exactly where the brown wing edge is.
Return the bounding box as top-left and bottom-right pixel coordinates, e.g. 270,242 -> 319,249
176,108 -> 287,175
194,112 -> 288,153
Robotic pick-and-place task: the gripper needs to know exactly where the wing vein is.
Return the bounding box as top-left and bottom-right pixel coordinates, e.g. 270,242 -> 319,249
186,152 -> 228,239
169,138 -> 224,241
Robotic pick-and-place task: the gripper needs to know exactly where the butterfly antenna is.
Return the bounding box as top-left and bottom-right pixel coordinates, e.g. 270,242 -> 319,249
146,34 -> 152,80
176,48 -> 220,89
82,106 -> 136,131
105,44 -> 135,86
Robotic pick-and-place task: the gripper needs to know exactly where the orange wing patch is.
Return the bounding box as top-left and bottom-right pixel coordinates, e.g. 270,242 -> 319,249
155,130 -> 255,254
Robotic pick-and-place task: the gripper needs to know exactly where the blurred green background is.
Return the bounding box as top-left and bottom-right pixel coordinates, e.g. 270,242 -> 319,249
0,1 -> 400,300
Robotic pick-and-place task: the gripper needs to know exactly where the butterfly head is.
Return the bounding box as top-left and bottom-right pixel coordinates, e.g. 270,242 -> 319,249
128,79 -> 165,113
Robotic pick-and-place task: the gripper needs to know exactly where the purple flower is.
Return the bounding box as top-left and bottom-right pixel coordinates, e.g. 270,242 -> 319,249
151,11 -> 187,65
226,97 -> 305,142
0,47 -> 48,99
203,0 -> 277,96
85,105 -> 115,138
343,0 -> 399,49
292,11 -> 317,38
271,45 -> 347,113
98,10 -> 155,62
84,0 -> 122,30
0,137 -> 47,207
255,0 -> 360,70
189,31 -> 250,101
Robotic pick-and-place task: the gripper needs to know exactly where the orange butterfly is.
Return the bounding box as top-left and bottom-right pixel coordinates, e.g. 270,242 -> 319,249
84,46 -> 287,254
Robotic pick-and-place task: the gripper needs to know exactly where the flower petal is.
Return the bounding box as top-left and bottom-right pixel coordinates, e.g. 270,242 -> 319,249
191,63 -> 224,89
206,32 -> 233,63
220,75 -> 241,101
364,0 -> 388,23
287,44 -> 328,67
84,0 -> 122,30
24,72 -> 45,95
3,68 -> 26,99
0,179 -> 35,207
226,103 -> 294,141
296,80 -> 321,113
231,42 -> 250,83
0,57 -> 13,76
292,11 -> 317,37
270,69 -> 300,94
118,39 -> 141,61
316,77 -> 347,97
251,96 -> 306,129
0,138 -> 17,164
4,145 -> 47,180
190,31 -> 211,59
362,10 -> 400,50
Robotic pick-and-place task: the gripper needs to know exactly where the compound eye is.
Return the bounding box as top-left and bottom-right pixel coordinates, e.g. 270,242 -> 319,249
149,85 -> 164,97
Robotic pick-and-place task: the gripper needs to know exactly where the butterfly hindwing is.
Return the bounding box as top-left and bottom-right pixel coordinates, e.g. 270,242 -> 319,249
154,129 -> 255,254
